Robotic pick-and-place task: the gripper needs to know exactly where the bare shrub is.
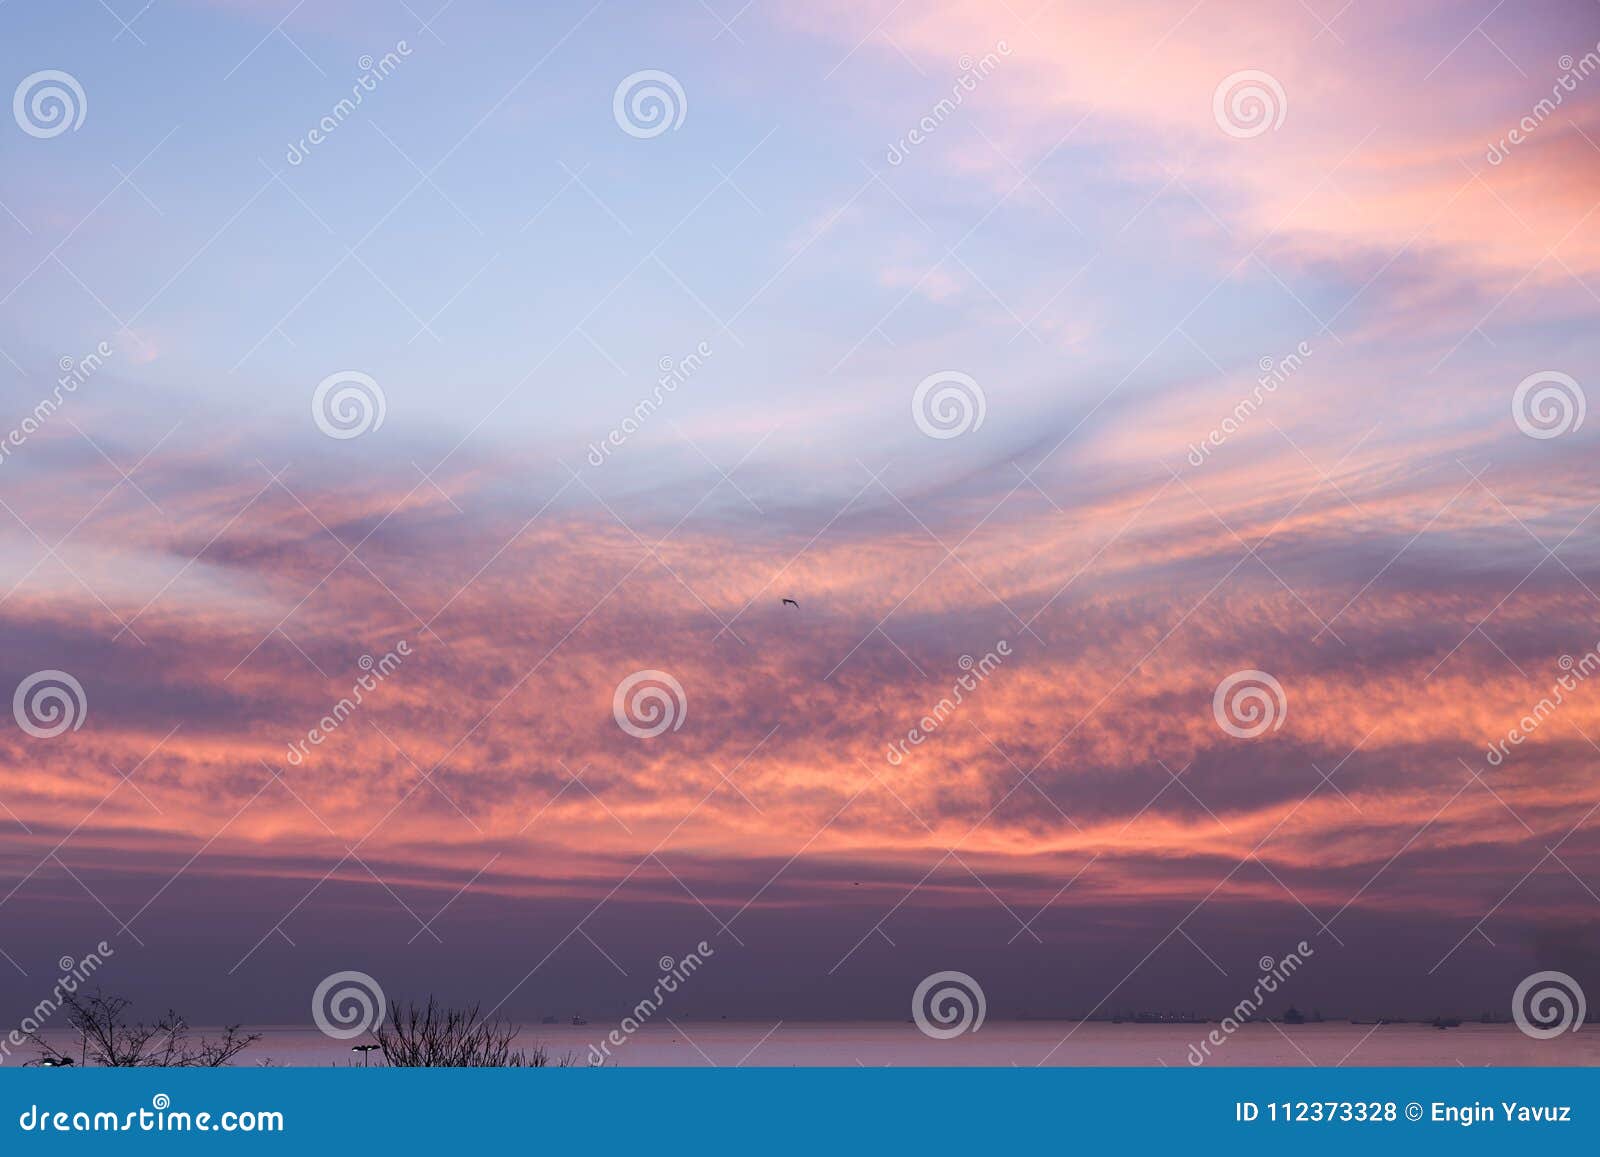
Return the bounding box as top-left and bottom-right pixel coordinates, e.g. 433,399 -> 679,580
27,991 -> 259,1067
374,998 -> 577,1067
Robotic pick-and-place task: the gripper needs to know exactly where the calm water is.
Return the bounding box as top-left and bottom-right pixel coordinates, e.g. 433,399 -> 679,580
33,1022 -> 1594,1067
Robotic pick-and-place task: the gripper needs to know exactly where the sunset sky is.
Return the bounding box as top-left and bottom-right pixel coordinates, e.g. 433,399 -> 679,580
2,0 -> 1600,1029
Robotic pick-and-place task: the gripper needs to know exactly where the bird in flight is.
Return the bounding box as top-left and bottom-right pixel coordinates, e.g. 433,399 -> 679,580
781,598 -> 799,608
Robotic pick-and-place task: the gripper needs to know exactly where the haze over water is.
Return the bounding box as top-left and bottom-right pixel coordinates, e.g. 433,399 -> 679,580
3,0 -> 1600,1055
21,1023 -> 1587,1069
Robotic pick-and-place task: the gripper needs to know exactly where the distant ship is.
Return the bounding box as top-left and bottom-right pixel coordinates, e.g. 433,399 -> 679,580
1281,1007 -> 1306,1025
1431,1016 -> 1461,1029
1113,1011 -> 1207,1024
571,1015 -> 588,1026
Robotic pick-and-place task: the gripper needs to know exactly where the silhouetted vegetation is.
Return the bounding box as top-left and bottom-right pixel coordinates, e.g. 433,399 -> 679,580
27,991 -> 259,1067
374,998 -> 579,1067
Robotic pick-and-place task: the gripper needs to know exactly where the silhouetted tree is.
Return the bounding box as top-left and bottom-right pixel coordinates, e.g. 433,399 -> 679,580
27,990 -> 259,1067
374,998 -> 578,1067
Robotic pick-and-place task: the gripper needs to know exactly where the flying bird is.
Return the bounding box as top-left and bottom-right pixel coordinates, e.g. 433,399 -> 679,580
781,598 -> 799,608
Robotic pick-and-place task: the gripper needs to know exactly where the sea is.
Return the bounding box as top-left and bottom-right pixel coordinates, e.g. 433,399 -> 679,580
31,1021 -> 1597,1067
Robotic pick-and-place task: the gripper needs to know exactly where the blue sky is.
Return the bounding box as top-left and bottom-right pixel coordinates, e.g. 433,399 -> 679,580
0,0 -> 1358,482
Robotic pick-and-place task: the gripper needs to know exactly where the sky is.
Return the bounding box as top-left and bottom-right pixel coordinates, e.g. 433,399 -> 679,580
1,0 -> 1600,1037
